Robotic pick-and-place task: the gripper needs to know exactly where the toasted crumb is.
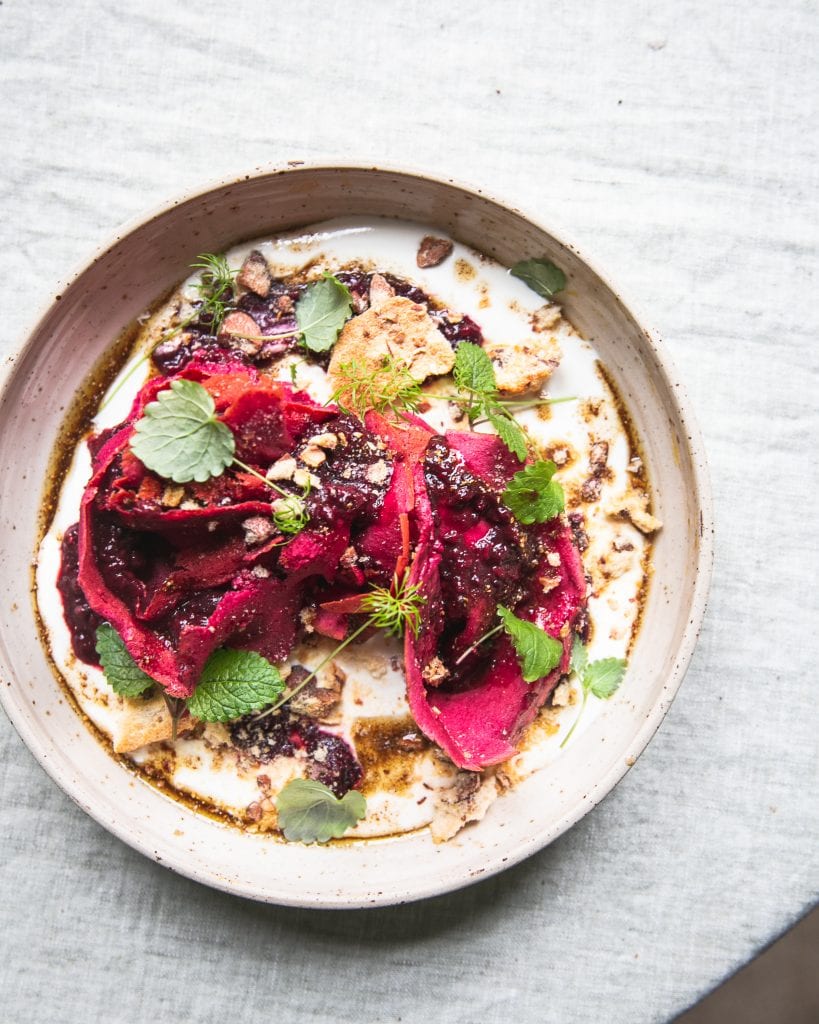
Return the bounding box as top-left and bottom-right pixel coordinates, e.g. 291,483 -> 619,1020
430,770 -> 499,842
607,488 -> 662,534
483,333 -> 562,395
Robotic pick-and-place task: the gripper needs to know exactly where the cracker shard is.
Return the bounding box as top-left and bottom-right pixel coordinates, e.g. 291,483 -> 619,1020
328,295 -> 455,386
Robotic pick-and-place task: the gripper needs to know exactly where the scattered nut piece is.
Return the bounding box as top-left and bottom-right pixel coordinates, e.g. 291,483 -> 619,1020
288,662 -> 346,721
368,272 -> 395,308
222,311 -> 261,346
237,250 -> 272,298
161,484 -> 185,508
299,446 -> 326,468
267,455 -> 297,481
416,235 -> 454,269
422,656 -> 450,687
243,516 -> 275,546
310,432 -> 339,450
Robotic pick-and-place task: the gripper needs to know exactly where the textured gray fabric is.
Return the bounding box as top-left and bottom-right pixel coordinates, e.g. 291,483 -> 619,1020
1,1 -> 817,1021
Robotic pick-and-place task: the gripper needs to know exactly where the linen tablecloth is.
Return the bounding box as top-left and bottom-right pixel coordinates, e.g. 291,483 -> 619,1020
1,2 -> 817,1021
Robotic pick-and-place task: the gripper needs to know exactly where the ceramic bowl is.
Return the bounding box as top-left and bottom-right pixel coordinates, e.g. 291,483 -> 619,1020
0,165 -> 713,907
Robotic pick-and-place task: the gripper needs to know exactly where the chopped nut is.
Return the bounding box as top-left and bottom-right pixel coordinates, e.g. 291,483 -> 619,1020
530,304 -> 562,333
236,250 -> 272,298
161,484 -> 185,508
547,551 -> 561,568
580,440 -> 610,502
299,607 -> 317,633
422,656 -> 450,687
293,468 -> 312,489
339,545 -> 358,569
368,272 -> 395,308
267,455 -> 297,481
222,311 -> 262,346
310,432 -> 339,450
416,235 -> 454,269
288,662 -> 346,721
299,446 -> 326,468
243,516 -> 275,546
552,447 -> 569,466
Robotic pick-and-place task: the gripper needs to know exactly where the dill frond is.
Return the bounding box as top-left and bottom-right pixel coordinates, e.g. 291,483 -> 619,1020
331,356 -> 422,418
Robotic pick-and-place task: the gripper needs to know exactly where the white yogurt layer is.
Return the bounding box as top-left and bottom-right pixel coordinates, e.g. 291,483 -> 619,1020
36,217 -> 654,841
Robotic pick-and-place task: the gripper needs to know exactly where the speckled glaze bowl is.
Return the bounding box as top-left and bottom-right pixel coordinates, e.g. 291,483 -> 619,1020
0,165 -> 713,907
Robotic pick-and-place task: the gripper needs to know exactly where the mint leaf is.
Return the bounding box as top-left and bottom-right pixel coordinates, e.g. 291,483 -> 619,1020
453,341 -> 496,394
584,658 -> 627,700
131,379 -> 235,484
497,605 -> 563,683
296,273 -> 354,353
502,460 -> 565,522
510,258 -> 567,299
570,634 -> 588,676
186,649 -> 285,722
485,405 -> 528,462
95,623 -> 155,698
275,778 -> 366,843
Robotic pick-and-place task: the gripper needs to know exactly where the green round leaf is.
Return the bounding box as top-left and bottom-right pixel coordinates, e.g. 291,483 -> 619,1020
510,258 -> 567,299
296,273 -> 354,353
275,778 -> 366,844
130,378 -> 235,484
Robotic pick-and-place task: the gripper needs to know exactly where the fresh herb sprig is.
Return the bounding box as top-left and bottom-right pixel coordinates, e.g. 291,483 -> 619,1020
275,778 -> 366,844
327,341 -> 574,462
449,343 -> 529,461
559,637 -> 627,748
94,626 -> 285,722
99,253 -> 239,413
454,604 -> 563,682
255,570 -> 425,721
331,355 -> 423,418
501,460 -> 565,524
131,379 -> 309,535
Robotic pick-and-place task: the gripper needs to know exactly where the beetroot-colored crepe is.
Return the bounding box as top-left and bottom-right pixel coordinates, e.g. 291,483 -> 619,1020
75,359 -> 347,697
404,436 -> 586,770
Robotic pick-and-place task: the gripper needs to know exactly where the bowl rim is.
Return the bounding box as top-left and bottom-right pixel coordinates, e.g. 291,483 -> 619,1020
0,160 -> 714,907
